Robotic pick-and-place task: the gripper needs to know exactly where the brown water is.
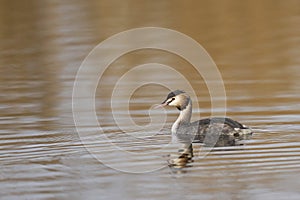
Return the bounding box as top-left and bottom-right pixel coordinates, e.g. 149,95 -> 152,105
1,1 -> 300,199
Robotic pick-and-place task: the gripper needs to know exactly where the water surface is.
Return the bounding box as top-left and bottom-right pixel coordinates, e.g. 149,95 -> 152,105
1,1 -> 300,200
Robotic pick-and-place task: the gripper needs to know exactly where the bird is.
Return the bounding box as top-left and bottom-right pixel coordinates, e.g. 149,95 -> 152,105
157,90 -> 252,145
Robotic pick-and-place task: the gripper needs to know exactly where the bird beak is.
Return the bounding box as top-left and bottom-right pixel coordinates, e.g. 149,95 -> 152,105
154,99 -> 168,109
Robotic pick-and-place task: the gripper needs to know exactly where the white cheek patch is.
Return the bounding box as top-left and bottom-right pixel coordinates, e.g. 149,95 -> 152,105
168,98 -> 179,106
167,99 -> 174,105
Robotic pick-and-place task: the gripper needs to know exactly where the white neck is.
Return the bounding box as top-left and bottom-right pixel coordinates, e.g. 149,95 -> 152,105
171,99 -> 192,134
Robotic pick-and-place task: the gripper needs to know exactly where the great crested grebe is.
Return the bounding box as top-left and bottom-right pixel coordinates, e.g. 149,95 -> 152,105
157,90 -> 252,144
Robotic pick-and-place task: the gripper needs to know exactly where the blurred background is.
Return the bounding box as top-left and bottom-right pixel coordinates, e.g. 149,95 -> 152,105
1,0 -> 300,199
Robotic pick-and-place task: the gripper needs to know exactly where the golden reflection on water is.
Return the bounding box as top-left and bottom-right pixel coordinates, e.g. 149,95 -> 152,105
0,0 -> 300,199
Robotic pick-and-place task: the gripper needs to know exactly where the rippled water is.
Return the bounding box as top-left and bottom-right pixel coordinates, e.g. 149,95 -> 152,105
1,1 -> 300,200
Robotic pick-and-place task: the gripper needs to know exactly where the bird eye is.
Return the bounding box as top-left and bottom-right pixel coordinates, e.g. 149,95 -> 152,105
167,97 -> 175,105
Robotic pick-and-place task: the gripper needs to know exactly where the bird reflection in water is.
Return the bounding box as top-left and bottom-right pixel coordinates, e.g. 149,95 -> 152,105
167,133 -> 252,173
168,142 -> 194,171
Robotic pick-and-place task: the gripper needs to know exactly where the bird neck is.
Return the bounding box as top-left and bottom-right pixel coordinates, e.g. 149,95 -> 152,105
171,99 -> 192,134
